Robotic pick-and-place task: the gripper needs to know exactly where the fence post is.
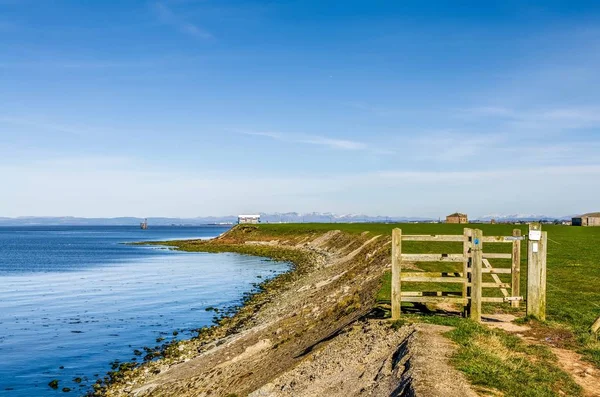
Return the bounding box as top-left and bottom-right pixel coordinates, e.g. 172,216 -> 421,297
527,223 -> 547,321
470,229 -> 483,322
511,229 -> 522,308
391,228 -> 402,320
463,228 -> 473,317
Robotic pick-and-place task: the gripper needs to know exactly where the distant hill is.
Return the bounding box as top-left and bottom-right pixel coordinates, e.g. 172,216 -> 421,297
0,213 -> 434,226
475,214 -> 574,222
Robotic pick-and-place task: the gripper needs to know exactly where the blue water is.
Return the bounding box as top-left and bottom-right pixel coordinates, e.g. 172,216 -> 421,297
0,226 -> 290,396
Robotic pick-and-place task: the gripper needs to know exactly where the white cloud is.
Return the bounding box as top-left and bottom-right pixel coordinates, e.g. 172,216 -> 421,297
237,130 -> 367,151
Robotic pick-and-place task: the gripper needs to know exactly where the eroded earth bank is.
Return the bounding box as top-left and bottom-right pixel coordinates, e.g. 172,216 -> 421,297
99,225 -> 477,397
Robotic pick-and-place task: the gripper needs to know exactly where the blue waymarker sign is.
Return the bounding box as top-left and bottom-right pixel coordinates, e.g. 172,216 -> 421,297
474,238 -> 480,245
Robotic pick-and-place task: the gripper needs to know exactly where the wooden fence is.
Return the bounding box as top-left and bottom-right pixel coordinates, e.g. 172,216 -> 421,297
391,224 -> 547,322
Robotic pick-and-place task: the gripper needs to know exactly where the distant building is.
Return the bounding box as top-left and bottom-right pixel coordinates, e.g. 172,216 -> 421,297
572,212 -> 600,227
238,214 -> 261,224
446,213 -> 468,224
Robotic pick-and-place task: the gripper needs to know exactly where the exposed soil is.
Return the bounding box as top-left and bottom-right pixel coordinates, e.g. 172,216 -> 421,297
102,227 -> 478,397
250,321 -> 477,397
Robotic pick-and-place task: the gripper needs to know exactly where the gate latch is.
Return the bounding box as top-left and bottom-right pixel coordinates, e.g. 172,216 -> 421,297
504,296 -> 523,302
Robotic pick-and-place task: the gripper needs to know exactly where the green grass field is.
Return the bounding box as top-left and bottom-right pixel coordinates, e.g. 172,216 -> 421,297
255,223 -> 600,367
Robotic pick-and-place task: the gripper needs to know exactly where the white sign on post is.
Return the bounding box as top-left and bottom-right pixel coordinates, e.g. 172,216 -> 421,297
529,230 -> 542,241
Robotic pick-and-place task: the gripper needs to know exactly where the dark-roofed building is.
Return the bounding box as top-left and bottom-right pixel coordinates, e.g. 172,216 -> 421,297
572,213 -> 600,227
446,212 -> 468,224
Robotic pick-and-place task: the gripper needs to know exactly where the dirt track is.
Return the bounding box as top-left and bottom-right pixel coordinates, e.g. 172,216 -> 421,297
250,321 -> 478,397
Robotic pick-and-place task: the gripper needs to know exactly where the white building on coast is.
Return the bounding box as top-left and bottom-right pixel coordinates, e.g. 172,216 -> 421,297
238,214 -> 261,224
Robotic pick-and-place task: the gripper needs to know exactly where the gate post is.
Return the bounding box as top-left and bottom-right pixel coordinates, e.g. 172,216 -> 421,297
391,228 -> 402,320
463,228 -> 473,317
511,229 -> 522,308
527,223 -> 547,320
470,229 -> 483,322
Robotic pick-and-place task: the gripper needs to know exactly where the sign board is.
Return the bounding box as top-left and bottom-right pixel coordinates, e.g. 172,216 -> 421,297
529,230 -> 542,241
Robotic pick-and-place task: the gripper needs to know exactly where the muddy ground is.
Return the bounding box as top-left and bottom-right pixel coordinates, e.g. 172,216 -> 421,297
101,226 -> 478,397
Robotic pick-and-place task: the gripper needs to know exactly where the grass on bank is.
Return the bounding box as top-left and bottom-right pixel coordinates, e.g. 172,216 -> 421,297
396,314 -> 583,397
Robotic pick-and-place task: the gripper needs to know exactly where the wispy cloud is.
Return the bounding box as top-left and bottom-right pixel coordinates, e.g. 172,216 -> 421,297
151,1 -> 212,39
238,130 -> 367,151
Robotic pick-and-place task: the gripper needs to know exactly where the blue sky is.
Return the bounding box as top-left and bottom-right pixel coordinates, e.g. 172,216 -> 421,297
1,0 -> 600,218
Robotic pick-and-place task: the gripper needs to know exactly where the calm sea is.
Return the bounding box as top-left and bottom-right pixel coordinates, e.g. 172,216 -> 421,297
0,226 -> 290,396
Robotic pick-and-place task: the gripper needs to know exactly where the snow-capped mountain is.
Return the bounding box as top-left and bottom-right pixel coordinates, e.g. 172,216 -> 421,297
477,214 -> 572,222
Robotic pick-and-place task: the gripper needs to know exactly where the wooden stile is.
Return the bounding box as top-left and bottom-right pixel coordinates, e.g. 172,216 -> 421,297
391,228 -> 402,320
511,229 -> 522,308
388,227 -> 530,323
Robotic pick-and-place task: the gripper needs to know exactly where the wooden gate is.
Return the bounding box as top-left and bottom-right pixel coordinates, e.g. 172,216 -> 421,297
391,228 -> 526,321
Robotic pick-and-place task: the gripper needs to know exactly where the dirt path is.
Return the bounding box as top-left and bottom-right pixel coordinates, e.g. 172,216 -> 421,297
484,314 -> 600,397
404,324 -> 479,397
250,321 -> 477,397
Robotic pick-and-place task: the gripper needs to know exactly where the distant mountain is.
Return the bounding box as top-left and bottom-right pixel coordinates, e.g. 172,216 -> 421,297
0,213 -> 434,226
258,212 -> 433,223
476,214 -> 573,222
